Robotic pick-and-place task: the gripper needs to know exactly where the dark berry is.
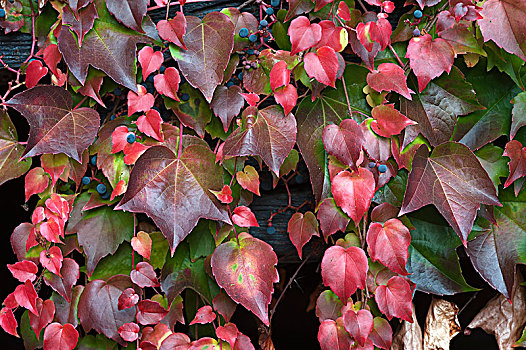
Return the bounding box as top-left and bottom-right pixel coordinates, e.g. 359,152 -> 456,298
254,50 -> 260,56
245,64 -> 252,70
181,93 -> 190,101
160,65 -> 166,73
251,62 -> 258,69
413,28 -> 421,36
226,81 -> 234,87
239,27 -> 249,38
248,34 -> 258,42
126,133 -> 136,143
271,0 -> 280,7
0,9 -> 6,17
266,7 -> 274,15
260,20 -> 268,27
113,88 -> 122,96
146,75 -> 154,83
368,162 -> 376,168
96,183 -> 107,194
267,226 -> 276,234
110,114 -> 116,120
237,72 -> 243,81
378,164 -> 388,173
414,10 -> 423,18
295,174 -> 305,184
90,155 -> 97,166
81,176 -> 91,185
247,49 -> 254,55
100,192 -> 110,200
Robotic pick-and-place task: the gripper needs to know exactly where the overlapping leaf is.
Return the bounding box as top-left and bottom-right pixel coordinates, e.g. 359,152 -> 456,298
0,111 -> 31,186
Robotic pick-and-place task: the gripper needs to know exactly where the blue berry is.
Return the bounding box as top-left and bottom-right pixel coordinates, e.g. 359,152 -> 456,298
110,114 -> 116,120
146,75 -> 154,83
113,88 -> 122,96
260,20 -> 268,27
248,34 -> 258,42
368,162 -> 376,168
247,49 -> 254,55
413,28 -> 421,36
160,65 -> 166,73
96,183 -> 107,194
81,176 -> 91,185
90,155 -> 97,166
295,174 -> 305,184
101,192 -> 110,200
239,27 -> 249,38
267,226 -> 276,234
378,164 -> 388,173
0,9 -> 6,17
181,93 -> 190,101
226,81 -> 234,87
237,72 -> 243,81
126,133 -> 136,143
266,7 -> 274,15
271,0 -> 280,7
414,10 -> 423,18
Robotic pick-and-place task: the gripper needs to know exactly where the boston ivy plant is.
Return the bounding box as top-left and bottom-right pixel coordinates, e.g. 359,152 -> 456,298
0,0 -> 525,348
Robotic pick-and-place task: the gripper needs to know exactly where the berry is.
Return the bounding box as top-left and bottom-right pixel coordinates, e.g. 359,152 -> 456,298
266,7 -> 274,15
271,0 -> 280,7
101,192 -> 110,200
247,49 -> 254,55
245,64 -> 252,70
260,20 -> 268,27
110,114 -> 116,120
160,65 -> 166,73
237,72 -> 243,81
96,183 -> 107,194
239,27 -> 249,38
382,1 -> 395,13
181,93 -> 190,101
146,75 -> 154,83
90,155 -> 97,166
295,174 -> 305,184
254,50 -> 260,56
267,226 -> 276,234
113,88 -> 122,96
0,9 -> 6,17
378,164 -> 388,173
251,62 -> 258,69
126,133 -> 136,143
226,81 -> 234,87
248,34 -> 258,42
413,28 -> 421,36
368,162 -> 376,168
414,10 -> 423,19
81,176 -> 91,185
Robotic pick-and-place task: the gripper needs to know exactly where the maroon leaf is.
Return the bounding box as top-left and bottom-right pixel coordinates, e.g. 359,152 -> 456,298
5,86 -> 100,162
159,333 -> 191,350
25,60 -> 48,89
288,16 -> 322,55
106,0 -> 147,32
211,232 -> 279,326
222,106 -> 297,175
116,143 -> 230,252
274,84 -> 298,116
189,305 -> 216,325
304,46 -> 339,88
322,118 -> 364,168
118,322 -> 140,342
118,288 -> 140,310
317,198 -> 350,242
369,317 -> 392,349
8,260 -> 38,283
137,299 -> 169,325
503,140 -> 526,188
287,211 -> 320,259
0,307 -> 18,338
131,231 -> 152,260
138,46 -> 164,81
29,299 -> 55,340
40,246 -> 63,277
0,0 -> 24,34
478,0 -> 526,61
77,74 -> 105,106
343,309 -> 373,347
371,104 -> 416,138
0,111 -> 32,186
78,275 -> 136,343
232,206 -> 259,227
172,13 -> 234,102
43,258 -> 79,303
331,168 -> 375,224
62,4 -> 98,47
367,219 -> 411,275
405,34 -> 456,92
43,323 -> 78,350
318,318 -> 353,350
157,12 -> 187,49
374,276 -> 413,322
210,85 -> 245,132
14,280 -> 39,315
154,67 -> 181,101
399,143 -> 500,244
130,262 -> 160,288
212,292 -> 236,323
316,290 -> 343,322
321,245 -> 368,302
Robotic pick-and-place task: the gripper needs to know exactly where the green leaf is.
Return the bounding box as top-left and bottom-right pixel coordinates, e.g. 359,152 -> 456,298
486,41 -> 525,90
475,144 -> 509,191
188,220 -> 216,261
511,91 -> 526,139
77,334 -> 119,350
373,170 -> 408,207
0,111 -> 32,186
89,244 -> 133,281
20,310 -> 42,350
514,326 -> 526,347
149,231 -> 170,270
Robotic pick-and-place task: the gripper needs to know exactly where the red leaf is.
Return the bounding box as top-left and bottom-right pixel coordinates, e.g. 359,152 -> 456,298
210,185 -> 234,204
137,300 -> 169,325
399,143 -> 500,244
8,260 -> 38,283
5,86 -> 100,162
43,258 -> 79,303
322,118 -> 364,168
24,167 -> 49,202
123,141 -> 149,165
315,0 -> 333,11
118,322 -> 140,342
371,104 -> 416,138
210,85 -> 245,132
130,261 -> 160,288
369,317 -> 392,349
317,21 -> 349,52
343,309 -> 373,347
406,34 -> 456,92
41,154 -> 68,189
287,211 -> 320,259
374,276 -> 413,322
174,13 -> 234,102
478,0 -> 526,61
136,109 -> 164,142
118,288 -> 140,310
110,179 -> 127,200
14,280 -> 39,315
157,12 -> 187,49
43,323 -> 79,350
318,318 -> 353,350
503,140 -> 526,188
0,307 -> 18,338
141,323 -> 172,349
367,63 -> 414,100
212,292 -> 237,323
26,60 -> 48,89
43,44 -> 61,77
317,198 -> 350,242
274,84 -> 298,116
131,231 -> 152,260
40,246 -> 63,277
269,60 -> 290,92
304,46 -> 339,88
331,168 -> 375,224
77,74 -> 105,106
288,16 -> 322,55
39,216 -> 63,244
30,299 -> 55,340
189,305 -> 216,325
138,46 -> 164,81
374,18 -> 392,51
154,67 -> 181,101
62,4 -> 98,47
112,125 -> 134,153
236,165 -> 260,196
128,85 -> 155,116
47,193 -> 69,219
337,2 -> 351,21
232,206 -> 259,227
106,0 -> 148,32
159,332 -> 192,350
321,246 -> 368,302
356,21 -> 378,52
211,233 -> 278,326
216,322 -> 255,350
315,290 -> 343,322
367,219 -> 410,275
240,93 -> 260,106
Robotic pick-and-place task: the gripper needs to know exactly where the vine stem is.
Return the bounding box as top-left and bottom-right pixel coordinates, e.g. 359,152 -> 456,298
356,0 -> 367,12
389,44 -> 404,67
73,96 -> 88,110
341,75 -> 354,117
